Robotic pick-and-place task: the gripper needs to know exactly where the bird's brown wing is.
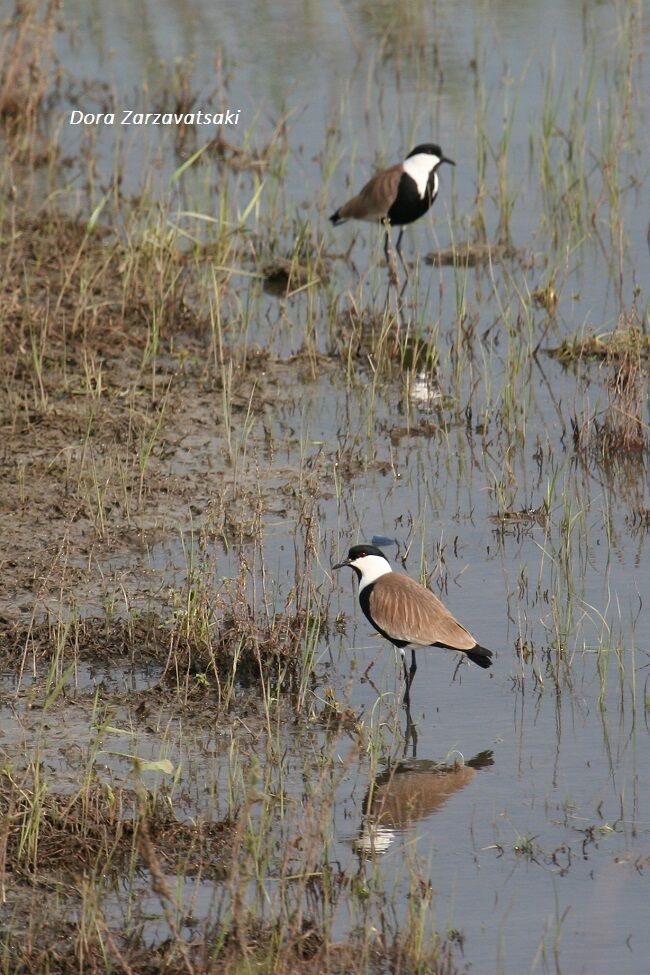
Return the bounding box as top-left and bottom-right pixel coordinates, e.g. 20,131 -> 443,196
337,164 -> 402,222
369,573 -> 477,650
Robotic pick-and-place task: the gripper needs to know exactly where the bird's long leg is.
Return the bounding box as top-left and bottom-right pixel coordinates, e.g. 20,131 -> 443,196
401,650 -> 411,708
384,225 -> 400,289
401,648 -> 418,708
408,648 -> 417,692
383,226 -> 393,312
403,706 -> 418,759
395,229 -> 410,300
382,221 -> 403,339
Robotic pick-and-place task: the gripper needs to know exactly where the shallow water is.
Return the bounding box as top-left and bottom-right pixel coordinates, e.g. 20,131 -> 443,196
4,0 -> 650,971
55,0 -> 649,335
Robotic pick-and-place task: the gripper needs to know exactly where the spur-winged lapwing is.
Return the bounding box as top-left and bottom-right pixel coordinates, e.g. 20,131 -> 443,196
333,544 -> 493,702
329,143 -> 454,272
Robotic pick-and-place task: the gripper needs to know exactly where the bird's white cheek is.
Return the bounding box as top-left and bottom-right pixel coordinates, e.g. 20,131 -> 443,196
402,154 -> 438,199
356,556 -> 393,591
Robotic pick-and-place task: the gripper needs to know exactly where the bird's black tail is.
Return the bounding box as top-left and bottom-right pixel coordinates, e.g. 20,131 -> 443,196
329,209 -> 344,225
466,645 -> 493,669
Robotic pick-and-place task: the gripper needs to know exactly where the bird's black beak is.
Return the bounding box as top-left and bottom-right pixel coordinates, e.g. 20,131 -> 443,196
442,156 -> 455,167
332,558 -> 351,570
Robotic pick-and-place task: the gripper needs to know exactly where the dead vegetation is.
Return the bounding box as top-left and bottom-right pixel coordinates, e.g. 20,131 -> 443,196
0,0 -> 62,156
0,737 -> 466,975
0,776 -> 234,882
0,201 -> 336,631
426,239 -> 523,267
2,922 -> 465,975
570,313 -> 649,460
549,323 -> 650,362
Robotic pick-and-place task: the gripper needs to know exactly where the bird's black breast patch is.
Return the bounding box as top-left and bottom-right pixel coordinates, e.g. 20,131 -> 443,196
386,171 -> 437,227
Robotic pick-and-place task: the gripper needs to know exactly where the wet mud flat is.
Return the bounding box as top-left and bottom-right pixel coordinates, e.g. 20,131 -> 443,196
0,205 -> 472,974
2,200 -> 648,972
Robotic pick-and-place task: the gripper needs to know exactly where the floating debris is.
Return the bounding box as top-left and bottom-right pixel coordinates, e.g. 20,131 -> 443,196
263,256 -> 324,295
548,327 -> 650,362
426,240 -> 522,267
531,284 -> 559,313
490,505 -> 549,529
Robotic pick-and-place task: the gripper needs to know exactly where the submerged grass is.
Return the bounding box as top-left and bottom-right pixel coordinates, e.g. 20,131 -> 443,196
0,184 -> 463,975
567,312 -> 649,460
549,324 -> 650,362
0,650 -> 466,975
0,0 -> 62,152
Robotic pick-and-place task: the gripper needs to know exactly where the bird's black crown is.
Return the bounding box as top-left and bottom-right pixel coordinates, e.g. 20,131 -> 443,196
347,544 -> 390,562
407,143 -> 443,159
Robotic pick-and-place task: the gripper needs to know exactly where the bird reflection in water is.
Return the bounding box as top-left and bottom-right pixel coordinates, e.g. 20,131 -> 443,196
355,749 -> 494,856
